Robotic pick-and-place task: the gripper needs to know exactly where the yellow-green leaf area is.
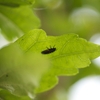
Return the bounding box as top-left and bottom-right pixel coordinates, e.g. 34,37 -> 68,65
0,90 -> 30,100
0,5 -> 40,40
16,29 -> 100,93
0,43 -> 50,97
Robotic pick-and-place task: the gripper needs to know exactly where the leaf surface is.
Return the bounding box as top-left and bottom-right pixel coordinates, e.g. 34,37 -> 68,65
0,5 -> 40,40
0,43 -> 49,97
0,90 -> 30,100
16,29 -> 100,93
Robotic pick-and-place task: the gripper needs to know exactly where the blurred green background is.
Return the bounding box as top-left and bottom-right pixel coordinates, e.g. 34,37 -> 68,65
33,0 -> 100,100
34,0 -> 100,39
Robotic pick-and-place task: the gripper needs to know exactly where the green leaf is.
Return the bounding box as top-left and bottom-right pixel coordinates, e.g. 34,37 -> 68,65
16,29 -> 100,93
0,0 -> 35,7
0,43 -> 50,97
0,5 -> 40,40
0,90 -> 30,100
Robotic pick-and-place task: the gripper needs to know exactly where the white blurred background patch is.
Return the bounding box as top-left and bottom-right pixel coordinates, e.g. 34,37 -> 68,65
68,76 -> 100,100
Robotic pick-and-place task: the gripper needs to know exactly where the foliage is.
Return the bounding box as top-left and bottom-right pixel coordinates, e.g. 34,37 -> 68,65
0,0 -> 40,40
0,0 -> 100,100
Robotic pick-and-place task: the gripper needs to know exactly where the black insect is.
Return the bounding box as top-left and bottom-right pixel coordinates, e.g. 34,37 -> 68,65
41,46 -> 56,54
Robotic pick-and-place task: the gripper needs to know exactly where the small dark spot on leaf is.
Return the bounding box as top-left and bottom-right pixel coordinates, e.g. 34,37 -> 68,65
6,75 -> 8,77
41,46 -> 56,54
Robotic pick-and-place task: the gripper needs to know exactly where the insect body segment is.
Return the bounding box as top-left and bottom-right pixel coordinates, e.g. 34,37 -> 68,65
41,46 -> 56,54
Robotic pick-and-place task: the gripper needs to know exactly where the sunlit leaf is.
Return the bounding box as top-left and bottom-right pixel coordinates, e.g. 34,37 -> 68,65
0,90 -> 30,100
0,43 -> 49,97
16,29 -> 100,93
0,5 -> 40,40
